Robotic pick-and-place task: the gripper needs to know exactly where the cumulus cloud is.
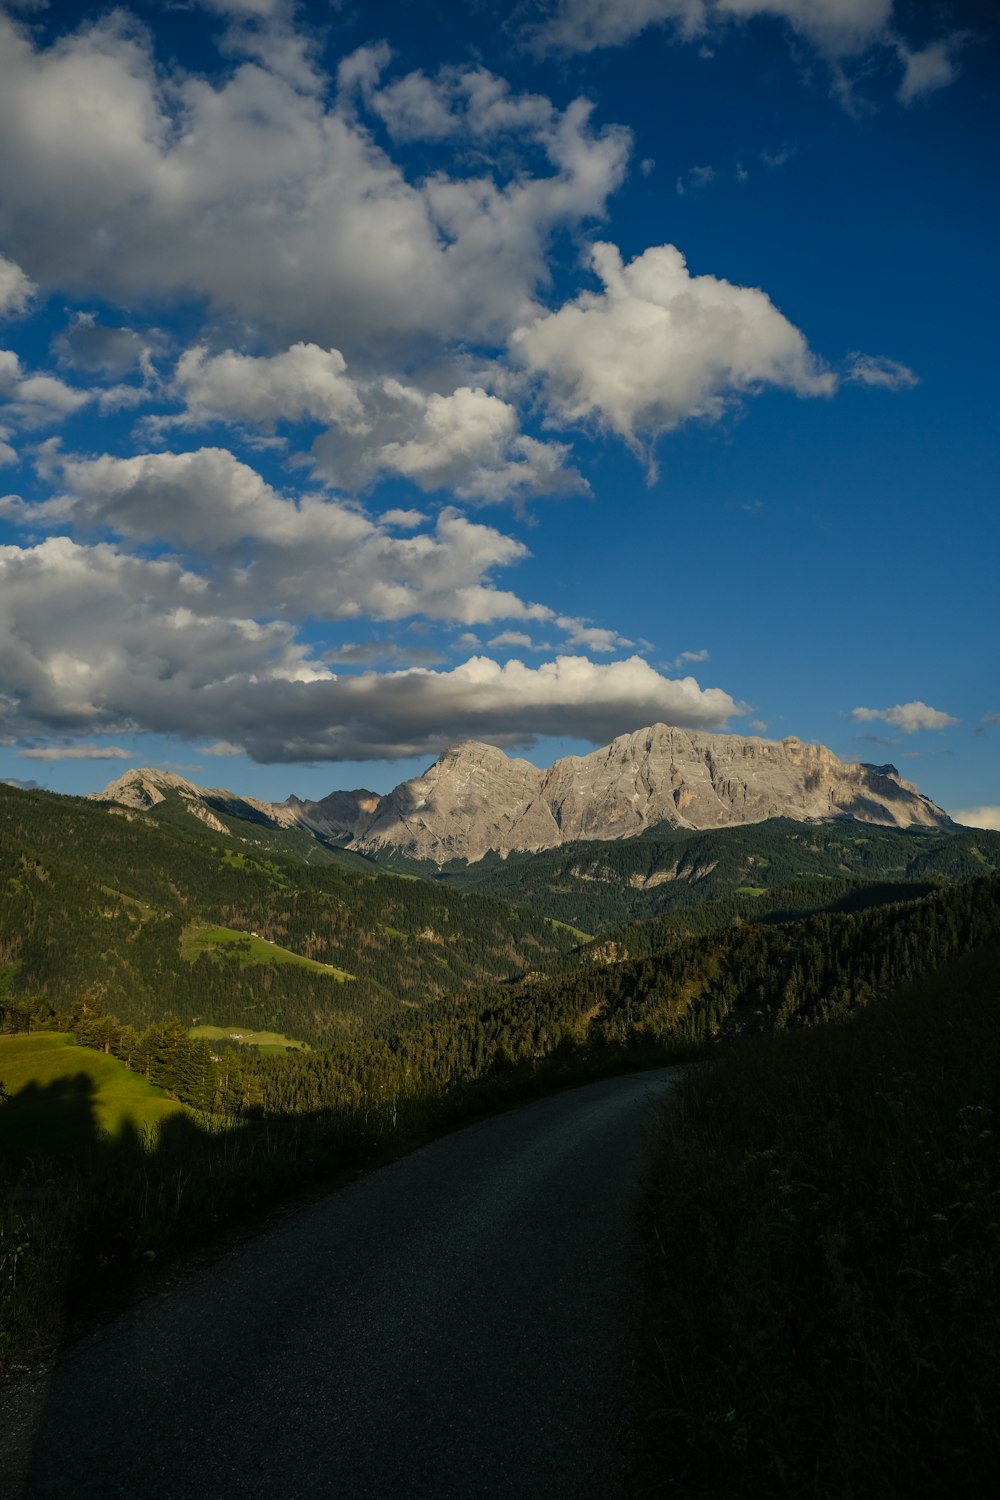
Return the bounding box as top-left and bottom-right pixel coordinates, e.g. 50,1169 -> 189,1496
512,241 -> 834,457
0,539 -> 740,759
221,655 -> 741,762
0,254 -> 35,317
846,353 -> 919,390
952,806 -> 1000,833
0,349 -> 92,429
0,535 -> 329,740
169,347 -> 584,504
313,382 -> 583,504
3,446 -> 569,628
197,741 -> 244,757
173,343 -> 364,430
0,15 -> 628,358
17,742 -> 132,762
362,60 -> 558,144
850,701 -> 958,732
675,648 -> 709,666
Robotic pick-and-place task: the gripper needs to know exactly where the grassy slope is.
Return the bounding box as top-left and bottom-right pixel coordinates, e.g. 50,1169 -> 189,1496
0,1033 -> 184,1141
189,1024 -> 307,1052
179,922 -> 353,978
640,941 -> 1000,1497
0,783 -> 580,1042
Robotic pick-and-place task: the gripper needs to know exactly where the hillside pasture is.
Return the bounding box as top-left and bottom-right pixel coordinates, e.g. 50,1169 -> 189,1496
189,1024 -> 308,1053
179,922 -> 353,979
0,1033 -> 184,1147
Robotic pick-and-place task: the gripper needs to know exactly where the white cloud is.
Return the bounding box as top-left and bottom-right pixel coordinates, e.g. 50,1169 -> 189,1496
0,349 -> 92,429
0,16 -> 628,359
173,342 -> 364,430
896,37 -> 961,106
846,353 -> 919,390
0,538 -> 741,760
675,648 -> 709,667
0,254 -> 35,317
750,718 -> 768,731
512,241 -> 834,456
313,383 -> 584,504
168,343 -> 583,505
0,535 -> 327,742
4,447 -> 567,628
198,740 -> 244,757
222,654 -> 742,762
952,806 -> 1000,833
850,701 -> 958,732
17,742 -> 132,762
555,616 -> 632,652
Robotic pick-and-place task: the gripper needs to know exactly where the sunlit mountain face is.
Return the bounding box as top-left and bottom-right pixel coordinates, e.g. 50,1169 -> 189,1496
0,0 -> 995,832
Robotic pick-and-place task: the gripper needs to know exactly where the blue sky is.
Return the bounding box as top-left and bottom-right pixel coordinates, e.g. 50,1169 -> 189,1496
0,0 -> 996,823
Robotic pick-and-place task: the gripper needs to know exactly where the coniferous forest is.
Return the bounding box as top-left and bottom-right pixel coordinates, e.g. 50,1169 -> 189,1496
1,780 -> 999,1492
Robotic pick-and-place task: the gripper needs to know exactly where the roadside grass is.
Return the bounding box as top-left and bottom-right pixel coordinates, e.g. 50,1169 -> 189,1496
0,1034 -> 184,1141
179,922 -> 352,978
640,941 -> 1000,1497
189,1025 -> 308,1052
0,1035 -> 688,1372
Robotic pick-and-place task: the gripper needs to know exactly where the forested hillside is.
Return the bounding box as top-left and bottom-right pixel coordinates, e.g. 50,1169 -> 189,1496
430,818 -> 1000,929
0,785 -> 578,1045
221,874 -> 1000,1115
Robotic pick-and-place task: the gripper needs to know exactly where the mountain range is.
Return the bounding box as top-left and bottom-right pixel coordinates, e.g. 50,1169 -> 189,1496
92,722 -> 952,866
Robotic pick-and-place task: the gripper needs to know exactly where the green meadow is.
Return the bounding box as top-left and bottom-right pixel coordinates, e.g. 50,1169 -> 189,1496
0,1033 -> 184,1143
179,922 -> 353,979
189,1024 -> 308,1053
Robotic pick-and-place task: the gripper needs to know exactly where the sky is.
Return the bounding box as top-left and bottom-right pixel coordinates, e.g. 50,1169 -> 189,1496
0,0 -> 997,824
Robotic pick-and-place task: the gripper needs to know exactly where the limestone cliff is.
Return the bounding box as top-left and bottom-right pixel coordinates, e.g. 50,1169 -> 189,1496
92,724 -> 952,868
349,724 -> 951,864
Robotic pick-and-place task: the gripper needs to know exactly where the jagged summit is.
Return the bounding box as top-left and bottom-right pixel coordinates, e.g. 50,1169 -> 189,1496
88,767 -> 202,810
349,723 -> 952,863
92,722 -> 953,866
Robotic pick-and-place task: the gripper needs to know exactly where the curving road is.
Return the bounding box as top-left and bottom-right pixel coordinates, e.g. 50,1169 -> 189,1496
4,1068 -> 680,1499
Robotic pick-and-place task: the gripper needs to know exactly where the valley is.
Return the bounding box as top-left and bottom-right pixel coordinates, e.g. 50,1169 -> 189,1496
2,735 -> 998,1496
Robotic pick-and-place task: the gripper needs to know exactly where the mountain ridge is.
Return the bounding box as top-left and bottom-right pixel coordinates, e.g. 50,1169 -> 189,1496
90,721 -> 952,866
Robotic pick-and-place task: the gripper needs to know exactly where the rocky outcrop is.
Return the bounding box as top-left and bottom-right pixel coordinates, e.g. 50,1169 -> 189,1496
92,724 -> 953,867
349,724 -> 952,863
276,789 -> 381,843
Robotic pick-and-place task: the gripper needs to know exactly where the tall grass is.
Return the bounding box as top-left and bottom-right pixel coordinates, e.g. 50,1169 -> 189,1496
640,942 -> 1000,1496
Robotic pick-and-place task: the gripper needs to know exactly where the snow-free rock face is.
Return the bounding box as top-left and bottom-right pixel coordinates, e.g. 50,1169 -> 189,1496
92,724 -> 953,867
349,724 -> 952,863
89,768 -> 201,812
276,789 -> 381,843
352,741 -> 560,865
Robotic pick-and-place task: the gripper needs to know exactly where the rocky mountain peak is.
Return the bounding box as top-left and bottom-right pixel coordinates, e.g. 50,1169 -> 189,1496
90,722 -> 954,868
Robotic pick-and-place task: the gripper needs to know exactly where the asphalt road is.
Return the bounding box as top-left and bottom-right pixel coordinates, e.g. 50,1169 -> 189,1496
4,1068 -> 680,1499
